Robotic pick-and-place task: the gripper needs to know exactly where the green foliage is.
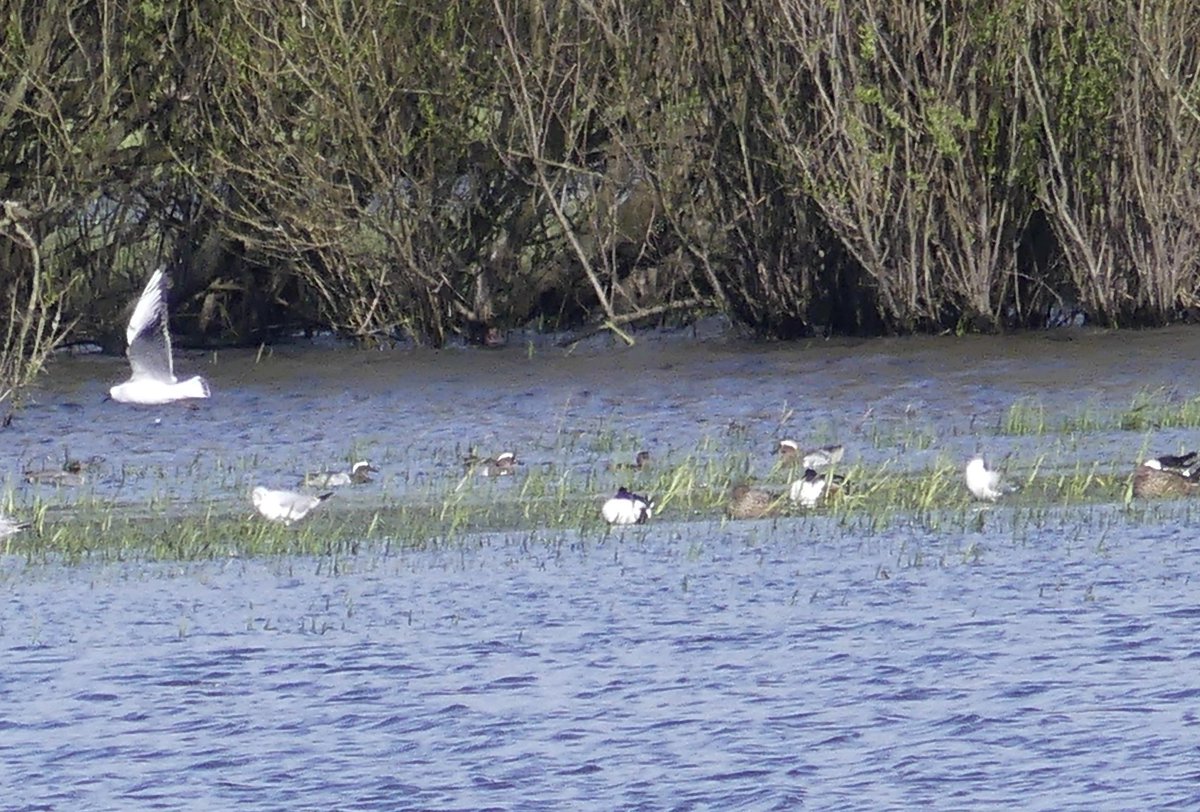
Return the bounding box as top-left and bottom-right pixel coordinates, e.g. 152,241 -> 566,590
0,0 -> 1196,368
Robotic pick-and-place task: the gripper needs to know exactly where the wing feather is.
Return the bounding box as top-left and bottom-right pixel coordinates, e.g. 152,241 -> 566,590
125,267 -> 176,383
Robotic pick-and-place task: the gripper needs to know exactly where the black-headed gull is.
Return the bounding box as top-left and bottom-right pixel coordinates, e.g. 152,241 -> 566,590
109,267 -> 210,404
252,486 -> 332,525
965,456 -> 1016,501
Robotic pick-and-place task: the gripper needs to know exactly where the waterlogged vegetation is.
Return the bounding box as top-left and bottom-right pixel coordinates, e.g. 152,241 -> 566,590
8,386 -> 1195,564
1000,388 -> 1200,436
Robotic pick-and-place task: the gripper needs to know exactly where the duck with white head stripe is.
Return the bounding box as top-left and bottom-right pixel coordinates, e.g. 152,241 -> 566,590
302,460 -> 378,488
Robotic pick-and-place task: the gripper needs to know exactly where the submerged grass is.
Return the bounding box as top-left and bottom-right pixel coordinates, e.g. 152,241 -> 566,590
0,414 -> 1172,563
999,387 -> 1200,436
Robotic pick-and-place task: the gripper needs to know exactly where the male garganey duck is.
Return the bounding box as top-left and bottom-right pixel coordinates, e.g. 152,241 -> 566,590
302,460 -> 378,488
463,450 -> 521,477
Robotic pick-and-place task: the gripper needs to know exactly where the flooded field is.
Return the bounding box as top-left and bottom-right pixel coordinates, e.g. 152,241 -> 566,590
3,324 -> 1200,808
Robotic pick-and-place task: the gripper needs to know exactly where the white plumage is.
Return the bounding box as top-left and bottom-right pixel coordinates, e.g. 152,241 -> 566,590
965,456 -> 1014,501
109,267 -> 210,405
601,487 -> 652,525
252,486 -> 332,525
788,468 -> 844,508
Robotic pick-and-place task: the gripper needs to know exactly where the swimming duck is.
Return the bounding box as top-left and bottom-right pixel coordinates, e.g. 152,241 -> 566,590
24,458 -> 89,487
302,460 -> 378,488
965,455 -> 1016,501
601,486 -> 653,525
727,484 -> 781,519
789,468 -> 846,508
463,450 -> 521,477
609,450 -> 651,472
252,486 -> 333,525
1133,452 -> 1200,498
777,440 -> 845,470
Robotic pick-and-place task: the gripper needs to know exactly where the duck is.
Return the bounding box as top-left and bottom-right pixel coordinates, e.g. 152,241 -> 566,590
24,458 -> 90,487
1133,452 -> 1200,498
727,484 -> 781,519
0,514 -> 31,539
251,486 -> 333,525
777,440 -> 845,470
301,460 -> 378,488
965,455 -> 1016,501
463,450 -> 521,477
601,486 -> 653,525
789,468 -> 846,508
609,450 -> 651,472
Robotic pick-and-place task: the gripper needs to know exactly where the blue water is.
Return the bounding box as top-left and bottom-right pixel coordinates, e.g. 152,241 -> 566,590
6,327 -> 1200,808
3,512 -> 1198,810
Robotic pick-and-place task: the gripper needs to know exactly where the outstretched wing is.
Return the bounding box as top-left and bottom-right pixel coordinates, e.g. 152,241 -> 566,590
125,267 -> 176,383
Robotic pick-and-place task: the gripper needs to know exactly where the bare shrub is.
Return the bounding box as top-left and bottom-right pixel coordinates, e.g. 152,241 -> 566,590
0,202 -> 73,405
746,1 -> 1034,332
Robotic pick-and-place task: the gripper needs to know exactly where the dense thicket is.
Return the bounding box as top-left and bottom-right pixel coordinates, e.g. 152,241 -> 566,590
2,0 -> 1199,392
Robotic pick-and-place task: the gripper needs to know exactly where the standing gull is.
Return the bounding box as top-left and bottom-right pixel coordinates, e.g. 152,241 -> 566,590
252,486 -> 332,525
109,267 -> 210,404
965,456 -> 1016,501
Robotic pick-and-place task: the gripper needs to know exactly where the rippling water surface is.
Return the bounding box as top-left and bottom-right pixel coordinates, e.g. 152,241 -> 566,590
4,326 -> 1200,809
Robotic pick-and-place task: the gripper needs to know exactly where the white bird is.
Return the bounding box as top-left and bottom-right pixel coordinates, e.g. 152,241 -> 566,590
965,456 -> 1015,501
251,486 -> 332,525
601,487 -> 653,525
0,514 -> 31,538
302,460 -> 378,488
789,468 -> 845,508
109,267 -> 210,404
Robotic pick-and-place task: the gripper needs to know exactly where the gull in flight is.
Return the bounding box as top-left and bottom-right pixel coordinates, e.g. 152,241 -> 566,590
252,486 -> 333,525
109,267 -> 210,404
